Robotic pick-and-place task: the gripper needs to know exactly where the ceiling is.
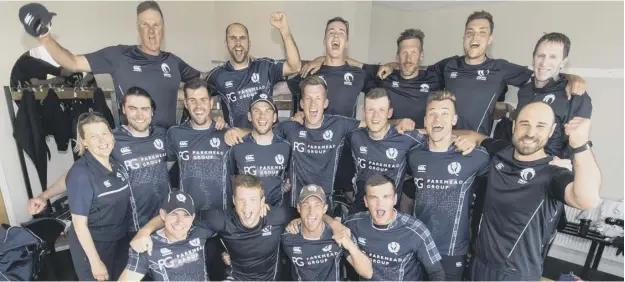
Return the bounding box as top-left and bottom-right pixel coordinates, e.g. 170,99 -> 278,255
374,1 -> 485,12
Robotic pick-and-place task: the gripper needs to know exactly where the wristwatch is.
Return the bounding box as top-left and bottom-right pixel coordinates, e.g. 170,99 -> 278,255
572,141 -> 593,154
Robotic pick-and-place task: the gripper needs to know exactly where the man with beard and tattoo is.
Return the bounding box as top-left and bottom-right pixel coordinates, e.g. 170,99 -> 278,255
28,87 -> 170,237
455,102 -> 601,280
24,1 -> 201,128
281,184 -> 373,281
407,90 -> 490,280
344,174 -> 445,281
348,88 -> 475,215
516,32 -> 592,159
230,93 -> 291,206
206,12 -> 301,129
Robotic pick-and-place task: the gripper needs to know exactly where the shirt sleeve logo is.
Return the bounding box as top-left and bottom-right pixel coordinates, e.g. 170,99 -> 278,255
160,248 -> 172,256
388,242 -> 400,255
344,73 -> 354,86
298,131 -> 307,138
357,237 -> 366,246
154,139 -> 164,150
359,146 -> 368,154
392,81 -> 399,88
450,72 -> 458,79
225,81 -> 233,88
420,83 -> 430,92
161,63 -> 172,78
245,154 -> 255,162
120,147 -> 132,155
210,138 -> 221,148
133,65 -> 142,72
518,167 -> 536,184
447,162 -> 462,176
293,246 -> 302,254
495,162 -> 504,170
386,148 -> 398,161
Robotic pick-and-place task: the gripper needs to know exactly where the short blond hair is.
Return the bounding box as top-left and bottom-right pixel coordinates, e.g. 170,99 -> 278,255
73,112 -> 112,156
426,90 -> 457,111
299,75 -> 328,99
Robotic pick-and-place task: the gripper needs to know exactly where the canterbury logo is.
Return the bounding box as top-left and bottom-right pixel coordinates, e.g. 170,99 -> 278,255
23,13 -> 34,25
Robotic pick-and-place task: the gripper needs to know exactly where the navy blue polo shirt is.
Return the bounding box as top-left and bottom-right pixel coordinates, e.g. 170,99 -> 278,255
362,64 -> 443,128
230,134 -> 291,206
166,121 -> 232,211
125,226 -> 215,281
516,74 -> 593,158
66,150 -> 133,241
84,45 -> 200,128
430,56 -> 533,135
207,58 -> 285,128
196,206 -> 297,281
111,126 -> 170,232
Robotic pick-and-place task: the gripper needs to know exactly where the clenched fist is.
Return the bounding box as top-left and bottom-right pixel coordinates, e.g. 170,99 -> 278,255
270,12 -> 289,32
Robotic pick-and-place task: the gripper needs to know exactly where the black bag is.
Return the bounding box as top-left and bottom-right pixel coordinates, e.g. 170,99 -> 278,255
0,225 -> 45,281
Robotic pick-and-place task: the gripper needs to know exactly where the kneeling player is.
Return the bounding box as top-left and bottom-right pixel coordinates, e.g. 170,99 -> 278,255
119,191 -> 213,281
344,174 -> 445,281
282,184 -> 372,280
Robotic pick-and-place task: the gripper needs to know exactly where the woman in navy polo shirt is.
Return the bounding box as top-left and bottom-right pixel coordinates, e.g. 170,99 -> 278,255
66,112 -> 135,281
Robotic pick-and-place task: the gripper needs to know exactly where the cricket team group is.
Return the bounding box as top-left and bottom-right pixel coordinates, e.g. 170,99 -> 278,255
20,1 -> 601,281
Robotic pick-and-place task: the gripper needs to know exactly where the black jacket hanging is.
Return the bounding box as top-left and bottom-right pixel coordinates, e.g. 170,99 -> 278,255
40,88 -> 72,151
493,116 -> 513,143
93,88 -> 115,129
69,99 -> 89,161
13,89 -> 50,189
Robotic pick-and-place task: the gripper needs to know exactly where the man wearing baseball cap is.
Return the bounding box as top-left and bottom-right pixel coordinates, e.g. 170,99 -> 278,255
281,184 -> 372,280
119,191 -> 215,281
229,92 -> 292,206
